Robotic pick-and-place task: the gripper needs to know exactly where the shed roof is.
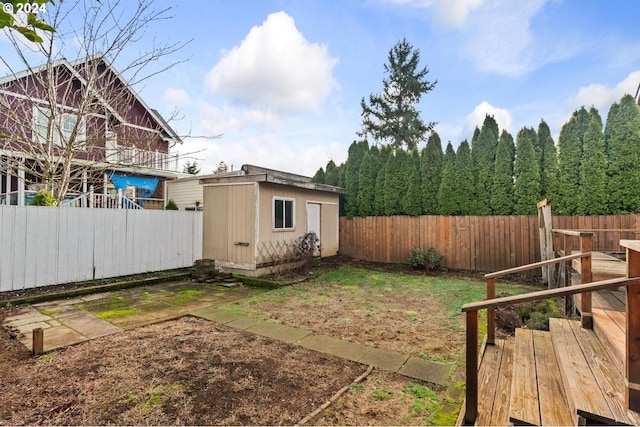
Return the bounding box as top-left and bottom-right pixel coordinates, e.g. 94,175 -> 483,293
199,164 -> 346,195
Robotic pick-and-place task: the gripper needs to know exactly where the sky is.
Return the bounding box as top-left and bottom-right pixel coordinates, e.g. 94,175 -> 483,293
2,0 -> 640,177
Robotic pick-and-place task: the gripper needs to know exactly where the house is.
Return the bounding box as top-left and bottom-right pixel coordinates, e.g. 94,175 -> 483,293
0,55 -> 183,208
200,164 -> 345,276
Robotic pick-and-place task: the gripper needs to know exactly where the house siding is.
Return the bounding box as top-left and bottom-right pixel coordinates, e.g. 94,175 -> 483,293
167,177 -> 204,210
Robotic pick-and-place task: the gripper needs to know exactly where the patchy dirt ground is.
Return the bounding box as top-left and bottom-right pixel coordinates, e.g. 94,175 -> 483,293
0,314 -> 368,426
0,257 -> 540,425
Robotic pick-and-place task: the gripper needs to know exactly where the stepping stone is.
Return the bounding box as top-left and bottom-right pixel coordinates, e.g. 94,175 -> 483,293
325,340 -> 372,362
4,308 -> 51,327
227,317 -> 261,330
397,357 -> 450,385
190,307 -> 240,323
62,313 -> 122,339
359,348 -> 409,372
298,334 -> 343,353
19,326 -> 88,352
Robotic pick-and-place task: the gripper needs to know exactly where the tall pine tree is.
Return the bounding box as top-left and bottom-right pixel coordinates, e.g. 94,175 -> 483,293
344,140 -> 369,218
537,119 -> 558,200
455,140 -> 475,215
578,108 -> 607,215
606,94 -> 640,213
513,127 -> 541,215
491,130 -> 515,215
556,108 -> 587,215
437,143 -> 458,215
359,38 -> 437,150
472,115 -> 500,215
402,150 -> 423,215
357,149 -> 376,216
420,132 -> 444,214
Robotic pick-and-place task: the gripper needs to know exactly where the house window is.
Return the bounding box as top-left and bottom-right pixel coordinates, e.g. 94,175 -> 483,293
33,106 -> 86,148
273,197 -> 294,230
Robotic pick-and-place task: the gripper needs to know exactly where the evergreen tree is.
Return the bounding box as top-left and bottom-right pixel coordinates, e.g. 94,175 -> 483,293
182,161 -> 200,175
357,150 -> 376,216
420,132 -> 444,214
606,94 -> 640,213
513,127 -> 541,214
373,147 -> 392,215
556,108 -> 586,215
537,120 -> 558,200
383,150 -> 406,215
402,150 -> 423,215
312,167 -> 325,183
359,38 -> 437,150
472,115 -> 500,215
437,143 -> 458,215
324,160 -> 343,187
455,140 -> 475,215
578,108 -> 607,215
344,140 -> 369,218
491,130 -> 515,215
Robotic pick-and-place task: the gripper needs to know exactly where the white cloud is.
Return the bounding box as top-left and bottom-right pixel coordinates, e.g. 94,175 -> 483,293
567,71 -> 640,114
433,0 -> 484,28
198,100 -> 280,135
163,87 -> 191,106
205,11 -> 338,114
464,100 -> 512,138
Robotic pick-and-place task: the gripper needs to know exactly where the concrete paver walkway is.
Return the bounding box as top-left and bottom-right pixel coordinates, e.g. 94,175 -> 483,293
2,281 -> 451,386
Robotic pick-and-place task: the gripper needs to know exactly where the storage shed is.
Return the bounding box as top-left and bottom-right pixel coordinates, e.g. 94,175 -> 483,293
200,164 -> 345,276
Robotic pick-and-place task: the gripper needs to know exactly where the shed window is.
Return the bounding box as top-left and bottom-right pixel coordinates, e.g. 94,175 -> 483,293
274,197 -> 294,230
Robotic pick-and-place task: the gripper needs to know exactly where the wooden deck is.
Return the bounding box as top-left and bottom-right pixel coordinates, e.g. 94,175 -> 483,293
472,312 -> 640,426
461,246 -> 640,426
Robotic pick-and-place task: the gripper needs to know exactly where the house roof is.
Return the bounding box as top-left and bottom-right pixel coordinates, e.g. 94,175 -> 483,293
199,164 -> 347,195
0,55 -> 182,144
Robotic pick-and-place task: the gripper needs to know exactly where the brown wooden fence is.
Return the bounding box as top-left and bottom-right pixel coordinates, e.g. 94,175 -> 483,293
339,215 -> 640,273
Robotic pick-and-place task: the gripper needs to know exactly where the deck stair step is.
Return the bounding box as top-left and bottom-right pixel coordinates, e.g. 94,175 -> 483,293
509,328 -> 572,426
475,339 -> 514,426
592,307 -> 625,376
550,317 -> 640,425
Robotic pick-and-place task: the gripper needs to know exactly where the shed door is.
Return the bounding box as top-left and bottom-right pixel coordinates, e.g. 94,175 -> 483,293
306,203 -> 321,255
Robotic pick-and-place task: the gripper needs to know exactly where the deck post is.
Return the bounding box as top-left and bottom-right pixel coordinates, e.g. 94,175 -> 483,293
624,241 -> 640,412
487,277 -> 495,345
580,233 -> 593,329
464,310 -> 478,425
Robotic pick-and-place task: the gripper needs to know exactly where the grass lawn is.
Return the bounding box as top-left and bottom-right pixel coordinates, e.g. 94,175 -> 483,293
217,264 -> 538,425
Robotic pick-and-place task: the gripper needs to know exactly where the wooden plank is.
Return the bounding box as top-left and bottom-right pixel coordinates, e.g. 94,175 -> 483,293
550,318 -> 615,424
592,308 -> 625,375
476,339 -> 504,426
569,319 -> 640,425
509,328 -> 540,426
531,330 -> 573,426
489,339 -> 515,426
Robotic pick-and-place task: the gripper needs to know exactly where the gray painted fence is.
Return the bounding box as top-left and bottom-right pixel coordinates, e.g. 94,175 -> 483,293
0,206 -> 202,292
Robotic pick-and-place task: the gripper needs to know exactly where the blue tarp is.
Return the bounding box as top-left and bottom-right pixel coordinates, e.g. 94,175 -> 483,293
109,173 -> 159,199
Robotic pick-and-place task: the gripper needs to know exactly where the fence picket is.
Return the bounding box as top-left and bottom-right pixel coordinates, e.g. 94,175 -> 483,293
340,214 -> 640,274
0,206 -> 202,292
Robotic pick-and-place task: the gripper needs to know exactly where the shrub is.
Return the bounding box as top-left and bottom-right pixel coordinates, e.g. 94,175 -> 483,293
425,247 -> 444,271
165,199 -> 179,210
409,247 -> 444,271
29,189 -> 55,206
516,299 -> 561,331
408,248 -> 427,269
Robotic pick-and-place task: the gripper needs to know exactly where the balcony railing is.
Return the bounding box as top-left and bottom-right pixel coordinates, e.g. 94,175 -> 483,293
106,146 -> 179,171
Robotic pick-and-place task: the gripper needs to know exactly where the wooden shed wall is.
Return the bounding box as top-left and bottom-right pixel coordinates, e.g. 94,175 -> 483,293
257,182 -> 339,256
202,183 -> 256,269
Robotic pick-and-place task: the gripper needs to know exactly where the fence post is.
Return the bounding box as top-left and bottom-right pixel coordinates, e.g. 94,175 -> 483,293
117,188 -> 122,209
623,241 -> 640,412
89,186 -> 94,208
32,328 -> 43,355
487,277 -> 495,345
464,310 -> 478,425
580,232 -> 593,329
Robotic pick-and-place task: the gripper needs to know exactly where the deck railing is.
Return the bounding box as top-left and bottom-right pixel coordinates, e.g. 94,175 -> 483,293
461,240 -> 640,424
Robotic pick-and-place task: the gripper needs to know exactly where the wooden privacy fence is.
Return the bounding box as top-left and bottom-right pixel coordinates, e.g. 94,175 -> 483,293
0,206 -> 203,292
339,214 -> 640,273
